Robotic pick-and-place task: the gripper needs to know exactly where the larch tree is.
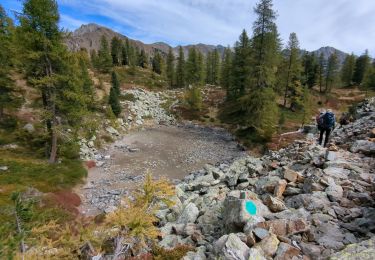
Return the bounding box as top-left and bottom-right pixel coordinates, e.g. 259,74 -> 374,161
166,47 -> 175,88
111,71 -> 121,96
176,46 -> 185,88
18,0 -> 88,163
363,61 -> 375,92
340,53 -> 356,87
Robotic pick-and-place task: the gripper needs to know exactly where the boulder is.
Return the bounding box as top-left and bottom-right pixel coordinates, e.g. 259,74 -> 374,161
265,195 -> 287,212
182,246 -> 207,260
283,168 -> 299,183
325,183 -> 343,202
159,234 -> 184,249
23,123 -> 35,133
222,195 -> 266,232
213,233 -> 250,260
105,126 -> 119,136
274,242 -> 300,260
254,233 -> 280,257
177,203 -> 199,224
248,248 -> 266,260
274,179 -> 287,198
350,140 -> 375,155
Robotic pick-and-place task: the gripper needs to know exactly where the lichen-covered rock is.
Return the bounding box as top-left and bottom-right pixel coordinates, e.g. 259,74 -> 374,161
213,233 -> 250,260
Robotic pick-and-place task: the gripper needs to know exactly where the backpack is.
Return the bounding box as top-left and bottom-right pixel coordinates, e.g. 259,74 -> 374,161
323,112 -> 335,128
316,114 -> 324,128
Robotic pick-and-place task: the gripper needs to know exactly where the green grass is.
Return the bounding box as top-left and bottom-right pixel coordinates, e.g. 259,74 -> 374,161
114,66 -> 167,89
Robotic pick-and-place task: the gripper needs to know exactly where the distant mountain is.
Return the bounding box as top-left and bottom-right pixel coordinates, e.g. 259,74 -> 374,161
311,46 -> 349,65
66,23 -> 225,58
67,24 -> 348,64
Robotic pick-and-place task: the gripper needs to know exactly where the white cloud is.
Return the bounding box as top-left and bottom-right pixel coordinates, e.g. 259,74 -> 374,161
58,0 -> 375,55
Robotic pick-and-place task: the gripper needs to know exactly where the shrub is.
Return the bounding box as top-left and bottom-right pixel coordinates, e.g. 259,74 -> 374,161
184,86 -> 202,111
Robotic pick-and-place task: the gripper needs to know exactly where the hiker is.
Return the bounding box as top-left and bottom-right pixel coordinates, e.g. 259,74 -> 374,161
316,109 -> 326,131
317,109 -> 336,147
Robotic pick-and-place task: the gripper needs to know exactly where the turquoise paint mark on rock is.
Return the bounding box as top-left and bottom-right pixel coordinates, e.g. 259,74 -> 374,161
245,200 -> 257,215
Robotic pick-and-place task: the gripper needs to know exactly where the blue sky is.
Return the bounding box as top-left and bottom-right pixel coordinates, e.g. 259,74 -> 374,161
2,0 -> 375,55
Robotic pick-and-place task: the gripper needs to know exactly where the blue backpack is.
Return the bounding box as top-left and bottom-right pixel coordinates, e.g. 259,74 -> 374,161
323,112 -> 335,128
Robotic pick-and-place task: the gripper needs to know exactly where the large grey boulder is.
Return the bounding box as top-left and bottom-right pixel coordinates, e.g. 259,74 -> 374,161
350,140 -> 375,155
213,233 -> 250,260
177,202 -> 200,224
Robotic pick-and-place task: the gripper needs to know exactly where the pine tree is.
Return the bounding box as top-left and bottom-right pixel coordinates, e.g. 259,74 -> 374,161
121,42 -> 128,66
341,53 -> 356,87
241,0 -> 280,139
176,46 -> 185,88
90,49 -> 99,68
230,30 -> 251,99
302,52 -> 318,88
186,47 -> 202,85
220,47 -> 233,90
249,0 -> 280,90
77,52 -> 94,106
317,52 -> 326,93
111,71 -> 120,96
152,52 -> 163,74
97,35 -> 112,71
108,77 -> 121,117
0,5 -> 17,119
283,32 -> 302,108
206,50 -> 221,85
166,48 -> 175,88
197,50 -> 205,84
325,52 -> 339,92
363,61 -> 375,91
110,36 -> 122,66
138,49 -> 148,68
353,50 -> 370,85
18,0 -> 88,163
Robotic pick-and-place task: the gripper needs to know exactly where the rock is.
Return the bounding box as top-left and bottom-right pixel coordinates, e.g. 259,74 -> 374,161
223,193 -> 269,232
274,179 -> 287,198
23,123 -> 35,133
325,151 -> 337,161
274,242 -> 300,260
213,234 -> 249,260
311,221 -> 345,250
325,183 -> 343,202
182,246 -> 207,260
253,227 -> 269,240
106,126 -> 119,136
287,218 -> 309,235
330,237 -> 375,260
0,166 -> 8,171
265,195 -> 287,212
283,168 -> 299,183
248,248 -> 266,260
159,234 -> 184,249
299,242 -> 322,259
177,203 -> 199,224
350,140 -> 375,155
254,233 -> 280,257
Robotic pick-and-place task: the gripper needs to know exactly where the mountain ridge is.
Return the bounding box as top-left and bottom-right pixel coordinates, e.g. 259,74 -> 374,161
67,23 -> 348,61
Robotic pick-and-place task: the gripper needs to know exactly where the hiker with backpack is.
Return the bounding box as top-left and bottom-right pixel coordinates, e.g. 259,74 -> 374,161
317,109 -> 336,147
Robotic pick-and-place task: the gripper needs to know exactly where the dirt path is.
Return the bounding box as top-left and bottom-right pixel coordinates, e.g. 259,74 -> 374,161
77,124 -> 246,215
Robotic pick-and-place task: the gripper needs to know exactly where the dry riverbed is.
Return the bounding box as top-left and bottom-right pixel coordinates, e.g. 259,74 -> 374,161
77,124 -> 246,215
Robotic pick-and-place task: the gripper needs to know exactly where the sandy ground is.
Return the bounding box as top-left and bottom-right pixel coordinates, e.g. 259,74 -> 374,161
77,124 -> 246,215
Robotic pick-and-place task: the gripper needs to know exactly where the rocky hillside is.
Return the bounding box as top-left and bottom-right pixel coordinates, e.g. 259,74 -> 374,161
156,98 -> 375,259
66,23 -> 225,57
312,46 -> 348,65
